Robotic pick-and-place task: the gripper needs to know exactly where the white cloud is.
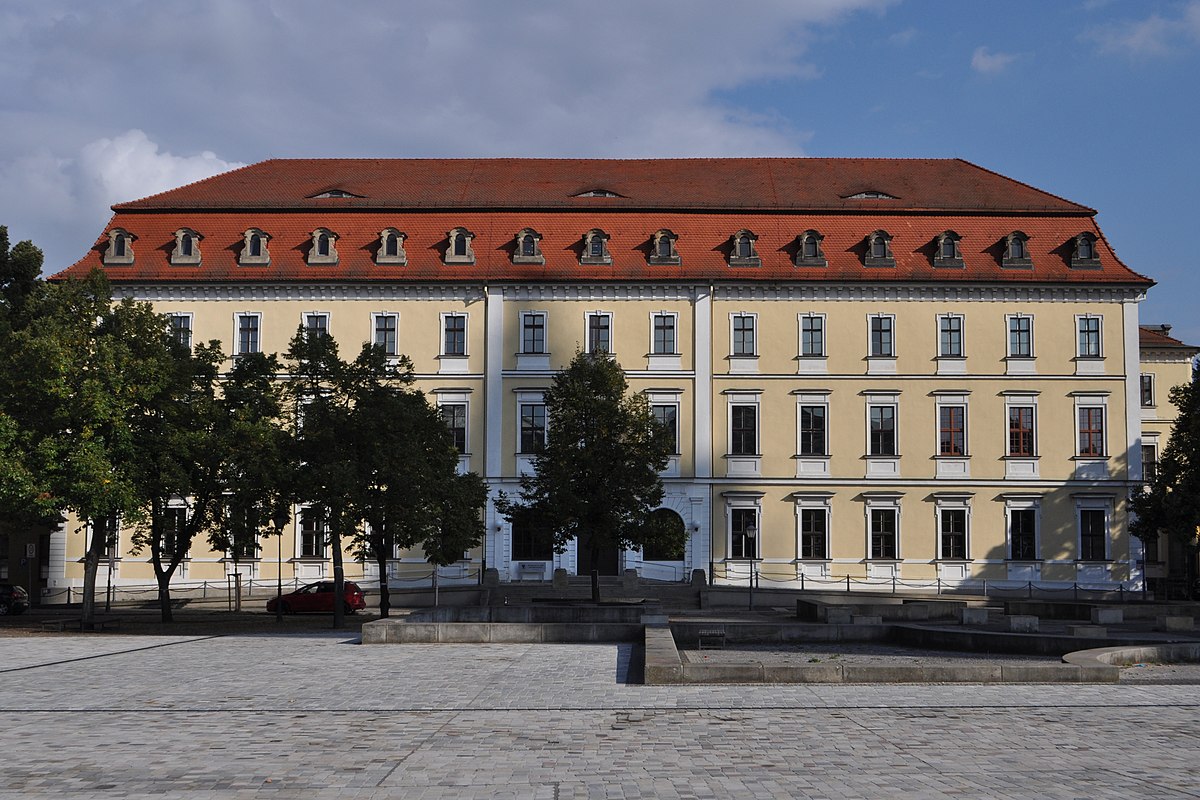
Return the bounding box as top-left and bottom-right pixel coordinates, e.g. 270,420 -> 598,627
77,130 -> 245,209
1084,1 -> 1200,56
889,27 -> 917,45
971,46 -> 1019,74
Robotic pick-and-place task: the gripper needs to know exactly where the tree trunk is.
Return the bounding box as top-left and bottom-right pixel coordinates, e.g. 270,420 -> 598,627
331,527 -> 344,629
156,567 -> 175,624
80,521 -> 107,629
590,535 -> 602,603
376,551 -> 390,618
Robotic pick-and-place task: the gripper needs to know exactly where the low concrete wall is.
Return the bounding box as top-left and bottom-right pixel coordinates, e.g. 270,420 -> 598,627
1065,642 -> 1200,668
363,619 -> 642,644
1005,601 -> 1199,621
894,624 -> 1119,657
797,597 -> 965,622
405,604 -> 656,624
669,620 -> 888,648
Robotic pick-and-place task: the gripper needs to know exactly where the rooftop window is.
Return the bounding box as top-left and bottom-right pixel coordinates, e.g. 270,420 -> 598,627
933,230 -> 964,268
728,229 -> 761,267
794,230 -> 827,267
1002,231 -> 1032,268
307,228 -> 339,265
864,230 -> 895,267
444,227 -> 476,265
239,228 -> 271,266
580,229 -> 612,265
513,228 -> 545,265
376,228 -> 407,265
170,228 -> 202,266
102,228 -> 136,265
649,229 -> 681,266
1071,232 -> 1101,268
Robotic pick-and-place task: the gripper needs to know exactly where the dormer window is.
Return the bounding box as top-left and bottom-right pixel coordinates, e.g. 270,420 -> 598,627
864,230 -> 895,267
376,228 -> 407,265
933,231 -> 964,268
1071,232 -> 1100,268
103,228 -> 136,265
846,190 -> 898,200
513,228 -> 545,265
239,228 -> 271,265
1002,231 -> 1032,268
307,228 -> 339,266
170,228 -> 202,266
794,230 -> 827,267
649,229 -> 681,266
729,230 -> 761,267
309,189 -> 361,199
574,189 -> 621,198
444,227 -> 475,264
580,229 -> 612,265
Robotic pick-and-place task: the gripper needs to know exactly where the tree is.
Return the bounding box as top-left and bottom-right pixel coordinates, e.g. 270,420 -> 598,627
1131,367 -> 1200,594
498,350 -> 679,600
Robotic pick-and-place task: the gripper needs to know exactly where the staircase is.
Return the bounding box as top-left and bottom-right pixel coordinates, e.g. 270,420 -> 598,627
490,575 -> 702,611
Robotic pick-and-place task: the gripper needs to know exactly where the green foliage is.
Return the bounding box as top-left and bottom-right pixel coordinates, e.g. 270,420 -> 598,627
498,350 -> 678,567
1131,369 -> 1200,552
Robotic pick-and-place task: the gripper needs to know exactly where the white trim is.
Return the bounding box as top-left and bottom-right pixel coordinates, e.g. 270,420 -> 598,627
794,494 -> 832,571
864,394 -> 899,477
583,310 -> 614,355
934,392 -> 970,479
724,497 -> 762,562
1073,394 -> 1110,479
936,312 -> 965,358
694,289 -> 713,479
1003,393 -> 1040,479
797,312 -> 827,357
648,310 -> 682,370
795,393 -> 830,478
1075,495 -> 1114,562
439,311 -> 469,357
168,311 -> 194,351
370,311 -> 400,357
866,312 -> 896,358
301,309 -> 331,338
1124,299 -> 1144,485
934,495 -> 972,562
484,287 -> 504,479
726,391 -> 761,477
863,495 -> 902,563
232,311 -> 263,355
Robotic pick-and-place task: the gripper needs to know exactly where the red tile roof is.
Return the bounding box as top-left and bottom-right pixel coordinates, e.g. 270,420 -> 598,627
114,158 -> 1093,214
53,158 -> 1151,286
1140,325 -> 1199,350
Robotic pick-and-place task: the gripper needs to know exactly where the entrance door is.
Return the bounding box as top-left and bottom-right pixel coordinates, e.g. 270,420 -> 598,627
577,533 -> 620,576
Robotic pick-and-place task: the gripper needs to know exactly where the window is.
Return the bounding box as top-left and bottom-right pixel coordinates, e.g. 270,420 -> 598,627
940,509 -> 967,559
304,313 -> 329,340
373,313 -> 398,356
1008,406 -> 1035,456
1140,374 -> 1155,407
652,314 -> 676,355
1077,316 -> 1102,358
586,312 -> 611,354
870,509 -> 897,559
729,230 -> 761,267
800,509 -> 827,559
795,230 -> 827,267
581,229 -> 611,265
513,228 -> 544,264
376,228 -> 407,265
441,403 -> 468,452
800,315 -> 825,357
1079,508 -> 1107,560
308,229 -> 338,265
519,404 -> 547,453
869,405 -> 896,456
521,312 -> 546,354
511,518 -> 554,561
865,230 -> 895,267
934,231 -> 963,268
938,315 -> 963,358
869,315 -> 894,357
730,405 -> 757,456
236,314 -> 261,355
162,507 -> 187,558
649,229 -> 681,265
1003,231 -> 1032,267
103,228 -> 135,265
92,514 -> 119,560
939,406 -> 965,456
730,508 -> 758,559
300,508 -> 326,558
1071,232 -> 1100,267
1008,315 -> 1033,358
799,405 -> 827,456
443,314 -> 467,356
1078,407 -> 1105,457
732,314 -> 756,356
1142,444 -> 1159,482
240,229 -> 270,265
170,314 -> 192,350
651,404 -> 678,453
171,228 -> 202,265
445,227 -> 476,264
1009,508 -> 1037,560
642,509 -> 686,561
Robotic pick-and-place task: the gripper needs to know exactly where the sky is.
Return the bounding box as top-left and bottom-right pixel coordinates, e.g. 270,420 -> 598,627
1,0 -> 1197,341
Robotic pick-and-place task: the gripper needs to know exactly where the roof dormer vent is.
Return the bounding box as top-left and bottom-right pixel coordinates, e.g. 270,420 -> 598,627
845,190 -> 898,200
573,189 -> 622,198
309,189 -> 362,199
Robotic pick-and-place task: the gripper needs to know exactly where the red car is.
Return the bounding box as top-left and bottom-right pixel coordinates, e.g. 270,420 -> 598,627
267,581 -> 367,614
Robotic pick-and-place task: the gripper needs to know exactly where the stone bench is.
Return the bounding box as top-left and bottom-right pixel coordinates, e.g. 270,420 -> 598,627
959,607 -> 988,625
1006,615 -> 1039,633
1091,608 -> 1123,625
1069,625 -> 1107,638
1156,615 -> 1194,632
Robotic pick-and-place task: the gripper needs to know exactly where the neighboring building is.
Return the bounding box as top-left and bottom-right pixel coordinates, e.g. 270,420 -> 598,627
1136,324 -> 1199,598
43,157 -> 1168,601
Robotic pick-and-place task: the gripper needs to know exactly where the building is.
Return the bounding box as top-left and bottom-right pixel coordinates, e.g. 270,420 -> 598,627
42,157 -> 1178,601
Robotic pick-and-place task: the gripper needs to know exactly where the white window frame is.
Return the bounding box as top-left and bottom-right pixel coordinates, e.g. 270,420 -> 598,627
440,312 -> 469,357
650,401 -> 680,456
436,390 -> 472,473
1075,497 -> 1112,562
233,312 -> 263,356
515,390 -> 547,459
169,312 -> 194,351
1073,395 -> 1108,458
794,493 -> 833,568
934,495 -> 972,561
649,311 -> 679,356
1075,314 -> 1103,358
730,312 -> 758,357
584,311 -> 614,355
1142,436 -> 1160,483
1006,313 -> 1035,358
520,311 -> 548,355
1004,496 -> 1042,562
297,506 -> 328,559
725,390 -> 762,477
371,312 -> 399,357
1140,373 -> 1156,408
798,313 -> 826,358
301,310 -> 331,340
937,313 -> 965,358
724,494 -> 763,563
863,494 -> 902,564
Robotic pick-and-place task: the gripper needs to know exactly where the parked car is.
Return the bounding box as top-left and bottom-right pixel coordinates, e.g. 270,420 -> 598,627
266,581 -> 367,614
0,584 -> 30,616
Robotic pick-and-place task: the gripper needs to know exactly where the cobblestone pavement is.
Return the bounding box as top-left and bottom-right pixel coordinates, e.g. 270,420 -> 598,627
2,633 -> 1199,799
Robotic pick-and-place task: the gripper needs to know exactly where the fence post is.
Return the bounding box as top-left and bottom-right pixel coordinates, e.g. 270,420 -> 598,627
891,574 -> 896,595
1027,581 -> 1033,599
846,574 -> 851,593
1073,582 -> 1079,601
1119,584 -> 1124,602
982,578 -> 987,598
937,577 -> 941,595
202,581 -> 207,600
800,572 -> 805,592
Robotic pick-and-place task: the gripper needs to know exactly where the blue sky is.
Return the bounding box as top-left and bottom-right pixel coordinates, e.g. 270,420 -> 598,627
1,0 -> 1197,340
